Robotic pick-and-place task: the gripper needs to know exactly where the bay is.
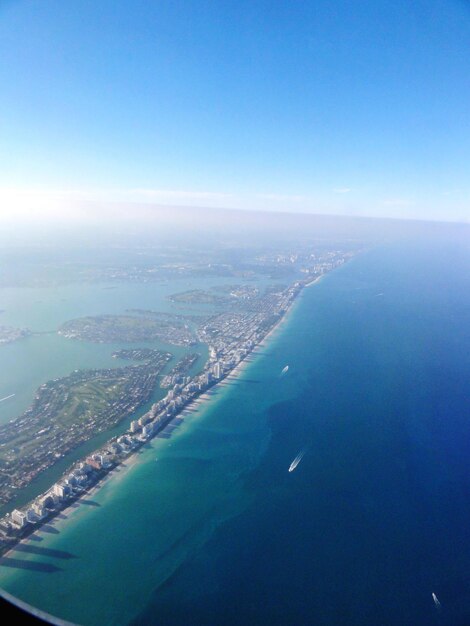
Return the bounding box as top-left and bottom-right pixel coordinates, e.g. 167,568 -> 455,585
0,276 -> 253,424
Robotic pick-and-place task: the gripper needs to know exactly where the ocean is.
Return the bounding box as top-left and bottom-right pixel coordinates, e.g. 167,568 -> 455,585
1,237 -> 469,626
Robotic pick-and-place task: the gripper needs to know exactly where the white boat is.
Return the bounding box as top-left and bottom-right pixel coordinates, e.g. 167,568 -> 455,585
281,365 -> 289,375
432,592 -> 441,609
288,449 -> 305,472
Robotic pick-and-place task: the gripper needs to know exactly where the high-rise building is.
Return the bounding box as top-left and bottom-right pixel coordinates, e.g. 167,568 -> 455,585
53,483 -> 66,499
65,474 -> 78,487
11,509 -> 27,527
39,494 -> 55,509
32,502 -> 46,518
142,424 -> 153,438
130,420 -> 140,433
98,454 -> 112,468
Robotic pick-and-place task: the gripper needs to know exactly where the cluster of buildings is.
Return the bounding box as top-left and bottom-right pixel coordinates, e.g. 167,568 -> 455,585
0,282 -> 302,551
0,355 -> 171,508
0,435 -> 139,540
0,253 -> 352,554
160,353 -> 199,389
58,314 -> 197,347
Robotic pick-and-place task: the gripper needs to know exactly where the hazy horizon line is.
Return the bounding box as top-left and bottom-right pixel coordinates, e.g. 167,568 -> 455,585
1,196 -> 469,228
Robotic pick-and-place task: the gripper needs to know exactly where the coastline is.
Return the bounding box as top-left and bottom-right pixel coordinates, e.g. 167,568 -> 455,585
0,274 -> 320,556
304,274 -> 325,289
1,242 -> 467,626
0,452 -> 145,558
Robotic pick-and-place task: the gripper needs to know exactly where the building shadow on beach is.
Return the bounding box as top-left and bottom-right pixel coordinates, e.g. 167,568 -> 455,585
12,544 -> 77,560
39,524 -> 59,535
0,557 -> 62,573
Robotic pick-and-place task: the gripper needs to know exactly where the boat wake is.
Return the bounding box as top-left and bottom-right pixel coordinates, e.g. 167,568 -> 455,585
0,394 -> 15,403
432,592 -> 441,611
288,449 -> 306,472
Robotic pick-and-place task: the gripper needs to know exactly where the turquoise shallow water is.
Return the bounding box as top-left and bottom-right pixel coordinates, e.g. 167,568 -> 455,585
0,298 -> 300,624
1,239 -> 470,626
0,276 -> 253,424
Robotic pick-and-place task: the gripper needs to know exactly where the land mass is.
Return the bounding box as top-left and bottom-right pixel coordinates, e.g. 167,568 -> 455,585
0,247 -> 358,554
160,353 -> 200,388
0,351 -> 172,508
0,325 -> 31,346
167,285 -> 260,307
59,314 -> 196,346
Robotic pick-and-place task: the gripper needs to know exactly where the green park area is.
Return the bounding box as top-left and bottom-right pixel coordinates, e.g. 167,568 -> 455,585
0,372 -> 130,465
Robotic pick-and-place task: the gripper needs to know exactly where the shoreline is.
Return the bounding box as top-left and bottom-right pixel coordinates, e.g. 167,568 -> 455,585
304,274 -> 325,289
0,452 -> 146,558
0,274 -> 321,556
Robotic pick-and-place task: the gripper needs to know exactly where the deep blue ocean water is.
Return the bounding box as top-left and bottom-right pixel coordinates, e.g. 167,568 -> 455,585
132,238 -> 470,626
1,237 -> 469,626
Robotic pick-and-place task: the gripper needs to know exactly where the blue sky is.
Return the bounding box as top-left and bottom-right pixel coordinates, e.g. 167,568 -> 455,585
0,0 -> 469,221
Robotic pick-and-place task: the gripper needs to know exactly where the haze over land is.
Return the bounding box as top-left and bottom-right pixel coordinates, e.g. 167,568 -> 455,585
0,203 -> 468,251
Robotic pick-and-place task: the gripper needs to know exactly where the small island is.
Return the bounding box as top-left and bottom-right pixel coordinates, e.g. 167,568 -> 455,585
168,289 -> 230,306
160,353 -> 200,388
58,313 -> 196,346
111,348 -> 172,365
168,284 -> 260,307
0,325 -> 31,346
